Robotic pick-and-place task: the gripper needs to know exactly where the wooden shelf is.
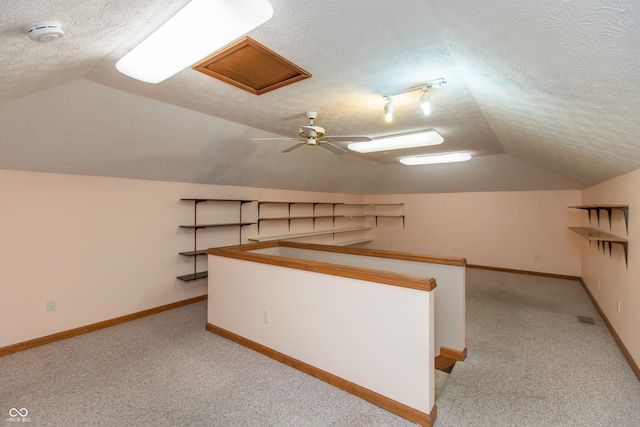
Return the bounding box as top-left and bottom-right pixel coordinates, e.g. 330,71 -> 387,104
176,271 -> 208,282
179,222 -> 255,229
178,249 -> 207,256
258,215 -> 339,221
178,198 -> 255,282
330,238 -> 373,247
567,226 -> 626,242
181,198 -> 254,203
248,226 -> 372,242
569,204 -> 628,231
568,226 -> 628,267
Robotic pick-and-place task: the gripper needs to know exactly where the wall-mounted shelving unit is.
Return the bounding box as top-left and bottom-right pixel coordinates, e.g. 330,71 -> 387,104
568,204 -> 628,232
252,202 -> 404,246
177,200 -> 406,280
361,203 -> 406,228
178,198 -> 255,282
568,204 -> 629,268
248,226 -> 373,244
253,202 -> 373,246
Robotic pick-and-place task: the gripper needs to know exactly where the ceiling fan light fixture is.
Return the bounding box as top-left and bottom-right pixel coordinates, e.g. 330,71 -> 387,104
400,151 -> 472,165
115,0 -> 273,84
348,129 -> 443,153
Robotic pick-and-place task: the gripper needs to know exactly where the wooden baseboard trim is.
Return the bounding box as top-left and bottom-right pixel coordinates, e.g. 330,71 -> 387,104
206,322 -> 436,427
440,346 -> 467,361
0,294 -> 207,357
467,264 -> 580,281
579,279 -> 640,381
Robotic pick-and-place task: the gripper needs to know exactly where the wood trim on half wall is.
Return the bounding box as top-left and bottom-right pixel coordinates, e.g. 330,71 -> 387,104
0,295 -> 207,357
207,322 -> 437,427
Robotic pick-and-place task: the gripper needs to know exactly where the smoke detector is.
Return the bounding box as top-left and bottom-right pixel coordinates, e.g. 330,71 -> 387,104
23,21 -> 64,42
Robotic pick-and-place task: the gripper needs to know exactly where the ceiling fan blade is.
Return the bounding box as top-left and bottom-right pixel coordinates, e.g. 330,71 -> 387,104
251,137 -> 300,141
321,141 -> 347,154
281,143 -> 305,153
325,135 -> 372,143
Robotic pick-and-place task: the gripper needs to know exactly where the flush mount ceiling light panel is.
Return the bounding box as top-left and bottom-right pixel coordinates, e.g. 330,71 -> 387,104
382,78 -> 446,121
348,129 -> 444,154
23,22 -> 64,42
400,151 -> 472,165
116,0 -> 273,84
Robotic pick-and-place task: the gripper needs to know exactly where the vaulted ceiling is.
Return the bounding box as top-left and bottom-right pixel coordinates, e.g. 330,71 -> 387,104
1,0 -> 638,194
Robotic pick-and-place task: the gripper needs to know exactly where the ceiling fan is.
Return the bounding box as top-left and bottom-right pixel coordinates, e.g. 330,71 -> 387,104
254,111 -> 371,154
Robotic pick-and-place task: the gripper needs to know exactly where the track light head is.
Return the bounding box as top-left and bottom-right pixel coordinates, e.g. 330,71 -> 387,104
419,90 -> 431,116
384,97 -> 394,122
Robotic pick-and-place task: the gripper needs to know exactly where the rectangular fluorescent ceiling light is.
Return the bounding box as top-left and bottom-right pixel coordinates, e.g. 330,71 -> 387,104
400,152 -> 472,165
116,0 -> 273,84
348,130 -> 443,153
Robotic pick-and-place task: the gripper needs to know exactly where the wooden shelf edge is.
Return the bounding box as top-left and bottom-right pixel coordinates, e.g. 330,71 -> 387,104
179,222 -> 256,229
567,226 -> 627,242
568,227 -> 628,268
177,271 -> 208,282
248,226 -> 372,242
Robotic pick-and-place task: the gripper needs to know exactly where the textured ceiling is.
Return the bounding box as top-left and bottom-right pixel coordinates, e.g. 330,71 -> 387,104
0,0 -> 638,194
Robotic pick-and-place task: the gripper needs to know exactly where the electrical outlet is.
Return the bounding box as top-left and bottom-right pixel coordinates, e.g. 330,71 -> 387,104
617,301 -> 621,313
263,309 -> 270,324
535,253 -> 541,261
47,299 -> 57,311
452,248 -> 457,254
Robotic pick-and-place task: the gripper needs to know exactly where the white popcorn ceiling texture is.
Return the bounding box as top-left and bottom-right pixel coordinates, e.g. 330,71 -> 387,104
0,0 -> 638,194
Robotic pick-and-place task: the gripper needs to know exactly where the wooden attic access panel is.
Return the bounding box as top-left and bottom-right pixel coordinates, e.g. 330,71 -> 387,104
192,36 -> 311,95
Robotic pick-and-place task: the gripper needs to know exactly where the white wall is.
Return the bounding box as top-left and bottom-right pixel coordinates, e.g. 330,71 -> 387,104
0,169 -> 363,348
1,168 -> 586,351
208,254 -> 434,413
275,246 -> 465,354
364,190 -> 582,276
581,168 -> 640,368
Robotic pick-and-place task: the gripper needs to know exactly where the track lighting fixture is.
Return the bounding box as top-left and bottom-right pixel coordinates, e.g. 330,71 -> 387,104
382,77 -> 446,120
419,90 -> 431,116
384,96 -> 394,122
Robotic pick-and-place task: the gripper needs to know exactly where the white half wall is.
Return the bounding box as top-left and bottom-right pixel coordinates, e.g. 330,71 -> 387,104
274,246 -> 465,355
208,255 -> 435,414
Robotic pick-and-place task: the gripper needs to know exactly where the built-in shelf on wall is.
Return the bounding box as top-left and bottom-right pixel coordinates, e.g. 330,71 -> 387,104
179,222 -> 256,229
364,203 -> 406,228
569,204 -> 628,232
248,226 -> 373,243
177,271 -> 209,282
568,226 -> 628,267
178,198 -> 256,282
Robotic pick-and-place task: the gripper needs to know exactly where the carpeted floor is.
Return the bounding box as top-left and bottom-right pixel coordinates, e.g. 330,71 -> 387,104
1,269 -> 639,426
435,268 -> 640,426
